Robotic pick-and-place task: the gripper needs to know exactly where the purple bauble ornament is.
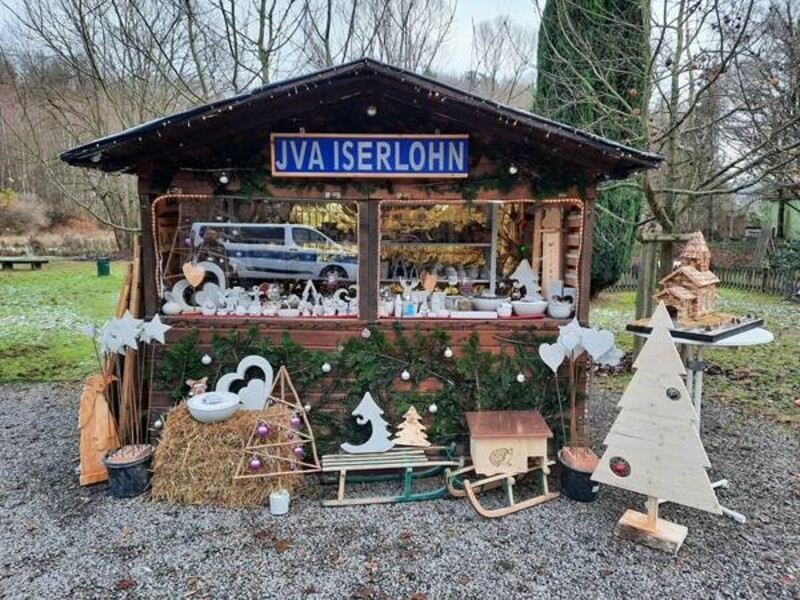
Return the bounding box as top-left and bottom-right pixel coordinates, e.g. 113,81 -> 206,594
256,422 -> 270,438
290,413 -> 302,429
293,445 -> 305,458
249,455 -> 262,470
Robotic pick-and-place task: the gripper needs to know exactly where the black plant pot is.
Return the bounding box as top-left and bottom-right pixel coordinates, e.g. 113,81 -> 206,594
558,449 -> 600,502
102,445 -> 153,498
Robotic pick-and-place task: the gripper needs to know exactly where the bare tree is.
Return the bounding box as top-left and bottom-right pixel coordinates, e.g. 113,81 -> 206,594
467,15 -> 536,107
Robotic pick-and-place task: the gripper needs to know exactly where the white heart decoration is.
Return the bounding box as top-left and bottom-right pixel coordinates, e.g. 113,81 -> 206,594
558,331 -> 582,353
583,328 -> 615,361
539,343 -> 566,374
215,355 -> 274,411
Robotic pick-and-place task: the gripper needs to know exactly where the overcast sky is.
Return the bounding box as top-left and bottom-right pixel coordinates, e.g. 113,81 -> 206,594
444,0 -> 537,73
0,0 -> 538,75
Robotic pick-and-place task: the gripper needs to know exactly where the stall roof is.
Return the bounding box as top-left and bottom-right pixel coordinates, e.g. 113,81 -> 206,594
60,58 -> 662,177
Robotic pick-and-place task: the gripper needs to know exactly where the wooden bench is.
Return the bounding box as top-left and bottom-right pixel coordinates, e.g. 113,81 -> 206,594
0,257 -> 49,271
321,446 -> 460,507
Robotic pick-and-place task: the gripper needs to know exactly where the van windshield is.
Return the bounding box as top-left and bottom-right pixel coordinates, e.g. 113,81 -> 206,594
293,227 -> 333,249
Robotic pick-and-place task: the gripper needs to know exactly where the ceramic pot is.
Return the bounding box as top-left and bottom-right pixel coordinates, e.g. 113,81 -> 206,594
269,489 -> 290,515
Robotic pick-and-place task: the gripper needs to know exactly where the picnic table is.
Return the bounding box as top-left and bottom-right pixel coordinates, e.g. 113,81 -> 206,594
0,257 -> 49,271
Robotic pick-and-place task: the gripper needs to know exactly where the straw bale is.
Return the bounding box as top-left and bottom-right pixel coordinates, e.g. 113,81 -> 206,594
151,403 -> 301,507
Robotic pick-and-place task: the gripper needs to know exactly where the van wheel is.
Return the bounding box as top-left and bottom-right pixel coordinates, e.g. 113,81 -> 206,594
320,266 -> 348,281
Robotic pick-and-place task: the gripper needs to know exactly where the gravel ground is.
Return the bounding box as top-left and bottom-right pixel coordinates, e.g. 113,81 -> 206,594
1,383 -> 798,600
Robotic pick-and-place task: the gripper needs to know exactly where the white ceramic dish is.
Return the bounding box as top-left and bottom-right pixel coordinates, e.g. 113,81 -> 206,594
187,391 -> 240,423
472,296 -> 507,311
512,299 -> 548,316
547,300 -> 574,319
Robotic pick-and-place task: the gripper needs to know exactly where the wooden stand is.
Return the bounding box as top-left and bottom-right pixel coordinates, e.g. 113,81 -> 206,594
614,496 -> 688,554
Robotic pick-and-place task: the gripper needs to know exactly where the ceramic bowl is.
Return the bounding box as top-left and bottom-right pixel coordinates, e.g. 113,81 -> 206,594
547,300 -> 574,319
187,391 -> 240,423
472,296 -> 507,311
496,303 -> 513,318
512,299 -> 548,316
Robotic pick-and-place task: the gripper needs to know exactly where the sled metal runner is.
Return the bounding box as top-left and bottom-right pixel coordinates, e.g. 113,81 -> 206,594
321,446 -> 460,506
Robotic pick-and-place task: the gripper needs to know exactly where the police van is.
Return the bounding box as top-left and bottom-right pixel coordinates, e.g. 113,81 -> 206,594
190,222 -> 357,282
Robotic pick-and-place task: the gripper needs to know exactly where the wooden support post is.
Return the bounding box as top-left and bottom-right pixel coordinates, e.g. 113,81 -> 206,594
633,241 -> 658,357
358,200 -> 379,321
578,188 -> 596,323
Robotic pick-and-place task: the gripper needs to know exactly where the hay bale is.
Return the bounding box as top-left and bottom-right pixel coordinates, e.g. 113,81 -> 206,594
151,404 -> 302,507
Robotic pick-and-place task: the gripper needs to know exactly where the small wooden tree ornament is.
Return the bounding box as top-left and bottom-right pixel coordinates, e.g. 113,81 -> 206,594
393,406 -> 431,447
592,302 -> 721,554
234,366 -> 320,480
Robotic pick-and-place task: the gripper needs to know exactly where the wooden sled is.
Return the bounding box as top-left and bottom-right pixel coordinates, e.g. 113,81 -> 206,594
320,443 -> 456,485
321,447 -> 460,507
460,457 -> 559,518
452,411 -> 560,518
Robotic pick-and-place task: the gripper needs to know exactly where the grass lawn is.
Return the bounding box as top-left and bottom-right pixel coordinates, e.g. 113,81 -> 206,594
0,260 -> 125,381
591,288 -> 800,425
1,260 -> 797,424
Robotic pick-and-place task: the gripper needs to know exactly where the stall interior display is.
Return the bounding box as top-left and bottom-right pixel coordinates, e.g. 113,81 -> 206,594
153,196 -> 359,318
378,200 -> 583,320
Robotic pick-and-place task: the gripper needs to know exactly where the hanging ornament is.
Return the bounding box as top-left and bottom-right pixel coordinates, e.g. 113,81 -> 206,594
290,413 -> 302,429
153,418 -> 164,430
293,445 -> 305,458
401,369 -> 411,381
321,362 -> 332,373
256,422 -> 271,438
428,403 -> 438,414
201,354 -> 213,365
361,327 -> 372,339
443,347 -> 453,359
304,404 -> 312,413
516,372 -> 526,383
249,455 -> 262,470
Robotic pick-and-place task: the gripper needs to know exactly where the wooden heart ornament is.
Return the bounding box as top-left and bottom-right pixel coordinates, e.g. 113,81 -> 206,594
421,271 -> 438,293
183,261 -> 206,287
582,328 -> 615,361
539,343 -> 566,374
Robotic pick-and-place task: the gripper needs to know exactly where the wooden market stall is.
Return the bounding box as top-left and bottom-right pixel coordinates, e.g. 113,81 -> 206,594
61,58 -> 661,431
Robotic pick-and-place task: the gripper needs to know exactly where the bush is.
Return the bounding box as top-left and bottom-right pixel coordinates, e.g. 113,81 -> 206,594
768,240 -> 800,270
0,191 -> 50,234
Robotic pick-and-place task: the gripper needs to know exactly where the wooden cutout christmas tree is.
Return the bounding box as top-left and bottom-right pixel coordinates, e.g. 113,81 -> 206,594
393,406 -> 431,447
234,366 -> 321,480
341,392 -> 395,454
592,302 -> 721,554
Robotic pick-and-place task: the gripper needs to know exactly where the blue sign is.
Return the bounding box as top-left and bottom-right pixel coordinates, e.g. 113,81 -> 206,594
270,133 -> 469,178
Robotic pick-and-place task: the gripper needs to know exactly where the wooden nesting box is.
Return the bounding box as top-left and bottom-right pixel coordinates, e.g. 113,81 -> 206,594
465,411 -> 552,476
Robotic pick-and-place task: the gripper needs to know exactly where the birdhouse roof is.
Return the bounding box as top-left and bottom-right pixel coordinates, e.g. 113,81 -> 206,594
465,410 -> 552,439
660,266 -> 719,288
680,231 -> 711,261
655,285 -> 697,301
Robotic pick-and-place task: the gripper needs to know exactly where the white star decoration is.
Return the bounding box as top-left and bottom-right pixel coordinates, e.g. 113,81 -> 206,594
141,314 -> 171,344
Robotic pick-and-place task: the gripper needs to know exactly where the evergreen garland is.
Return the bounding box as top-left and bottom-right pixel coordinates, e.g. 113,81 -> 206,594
154,325 -> 570,453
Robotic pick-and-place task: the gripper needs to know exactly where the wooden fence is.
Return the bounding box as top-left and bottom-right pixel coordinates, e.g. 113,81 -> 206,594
607,265 -> 798,297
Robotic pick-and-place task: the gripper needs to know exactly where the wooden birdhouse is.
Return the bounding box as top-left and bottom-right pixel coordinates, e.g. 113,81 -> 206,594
654,231 -> 719,323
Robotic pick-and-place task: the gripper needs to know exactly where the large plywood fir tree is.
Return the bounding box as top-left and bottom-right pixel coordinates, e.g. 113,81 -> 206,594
592,302 -> 721,553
